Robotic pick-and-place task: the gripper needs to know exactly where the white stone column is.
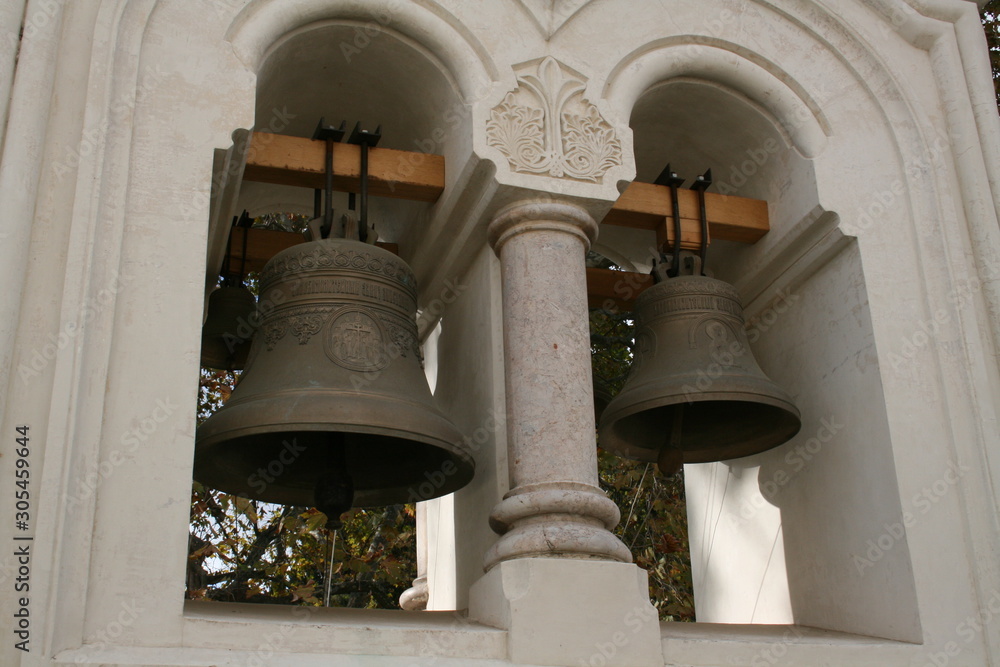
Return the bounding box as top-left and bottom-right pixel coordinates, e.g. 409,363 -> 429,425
484,199 -> 631,567
469,200 -> 661,667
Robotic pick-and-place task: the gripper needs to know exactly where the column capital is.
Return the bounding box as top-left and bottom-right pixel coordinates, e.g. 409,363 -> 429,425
487,199 -> 599,254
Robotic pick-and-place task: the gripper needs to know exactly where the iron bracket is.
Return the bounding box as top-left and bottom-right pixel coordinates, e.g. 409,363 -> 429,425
654,163 -> 685,278
312,118 -> 347,238
690,169 -> 712,275
347,123 -> 382,243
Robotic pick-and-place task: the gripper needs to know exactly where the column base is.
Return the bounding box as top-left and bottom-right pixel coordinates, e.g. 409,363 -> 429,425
469,558 -> 663,667
399,575 -> 428,611
485,482 -> 633,569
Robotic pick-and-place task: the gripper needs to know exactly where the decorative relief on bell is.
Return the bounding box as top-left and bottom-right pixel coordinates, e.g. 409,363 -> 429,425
379,316 -> 418,359
288,311 -> 328,344
487,56 -> 622,183
262,320 -> 288,351
700,319 -> 742,360
326,308 -> 388,371
632,330 -> 655,371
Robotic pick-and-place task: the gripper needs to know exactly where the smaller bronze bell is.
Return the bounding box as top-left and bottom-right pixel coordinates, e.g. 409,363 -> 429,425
200,285 -> 257,371
598,274 -> 801,474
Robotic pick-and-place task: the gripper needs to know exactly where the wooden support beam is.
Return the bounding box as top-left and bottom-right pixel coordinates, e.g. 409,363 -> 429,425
225,228 -> 301,276
240,134 -> 770,249
243,132 -> 446,202
586,267 -> 654,312
234,133 -> 769,304
601,181 -> 770,248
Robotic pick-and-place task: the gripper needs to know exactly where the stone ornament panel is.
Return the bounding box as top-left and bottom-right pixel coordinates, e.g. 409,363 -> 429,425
487,56 -> 622,183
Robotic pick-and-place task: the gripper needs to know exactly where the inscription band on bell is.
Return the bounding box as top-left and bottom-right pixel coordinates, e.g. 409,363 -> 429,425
645,295 -> 743,319
290,277 -> 415,311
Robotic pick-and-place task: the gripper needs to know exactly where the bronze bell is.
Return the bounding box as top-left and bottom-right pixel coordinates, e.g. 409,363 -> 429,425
194,238 -> 474,518
598,273 -> 801,475
200,285 -> 257,371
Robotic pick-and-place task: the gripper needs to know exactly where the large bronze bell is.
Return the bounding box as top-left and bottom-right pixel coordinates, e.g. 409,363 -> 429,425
598,273 -> 801,474
200,285 -> 257,371
194,238 -> 474,517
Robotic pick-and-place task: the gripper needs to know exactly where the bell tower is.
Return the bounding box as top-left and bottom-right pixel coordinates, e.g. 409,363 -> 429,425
1,1 -> 999,666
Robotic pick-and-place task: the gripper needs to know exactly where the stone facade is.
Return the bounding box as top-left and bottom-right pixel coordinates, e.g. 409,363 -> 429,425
0,0 -> 999,665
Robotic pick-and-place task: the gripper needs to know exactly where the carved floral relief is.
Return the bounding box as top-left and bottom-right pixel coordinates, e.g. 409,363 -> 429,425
487,56 -> 622,183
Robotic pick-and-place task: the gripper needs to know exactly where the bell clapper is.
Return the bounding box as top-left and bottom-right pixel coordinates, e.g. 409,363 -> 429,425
658,404 -> 684,476
315,436 -> 352,607
314,435 -> 355,532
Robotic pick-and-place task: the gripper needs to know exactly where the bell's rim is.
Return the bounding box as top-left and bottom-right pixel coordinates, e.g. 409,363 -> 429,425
599,388 -> 802,428
196,420 -> 475,467
598,390 -> 802,464
194,387 -> 475,507
199,338 -> 251,371
207,284 -> 257,301
194,421 -> 475,507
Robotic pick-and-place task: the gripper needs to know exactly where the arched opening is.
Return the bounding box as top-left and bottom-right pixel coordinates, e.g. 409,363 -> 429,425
242,20 -> 468,245
189,18 -> 473,610
604,78 -> 820,282
594,76 -> 822,624
598,71 -> 921,641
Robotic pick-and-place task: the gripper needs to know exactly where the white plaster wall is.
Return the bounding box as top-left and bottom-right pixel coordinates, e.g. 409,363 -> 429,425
68,0 -> 256,653
686,240 -> 922,640
426,244 -> 508,611
0,0 -> 26,150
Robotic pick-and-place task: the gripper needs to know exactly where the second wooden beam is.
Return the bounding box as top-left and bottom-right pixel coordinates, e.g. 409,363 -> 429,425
243,132 -> 445,202
604,182 -> 769,248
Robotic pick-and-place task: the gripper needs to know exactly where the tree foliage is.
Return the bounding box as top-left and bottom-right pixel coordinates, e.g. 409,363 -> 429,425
187,474 -> 416,607
983,1 -> 1000,107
